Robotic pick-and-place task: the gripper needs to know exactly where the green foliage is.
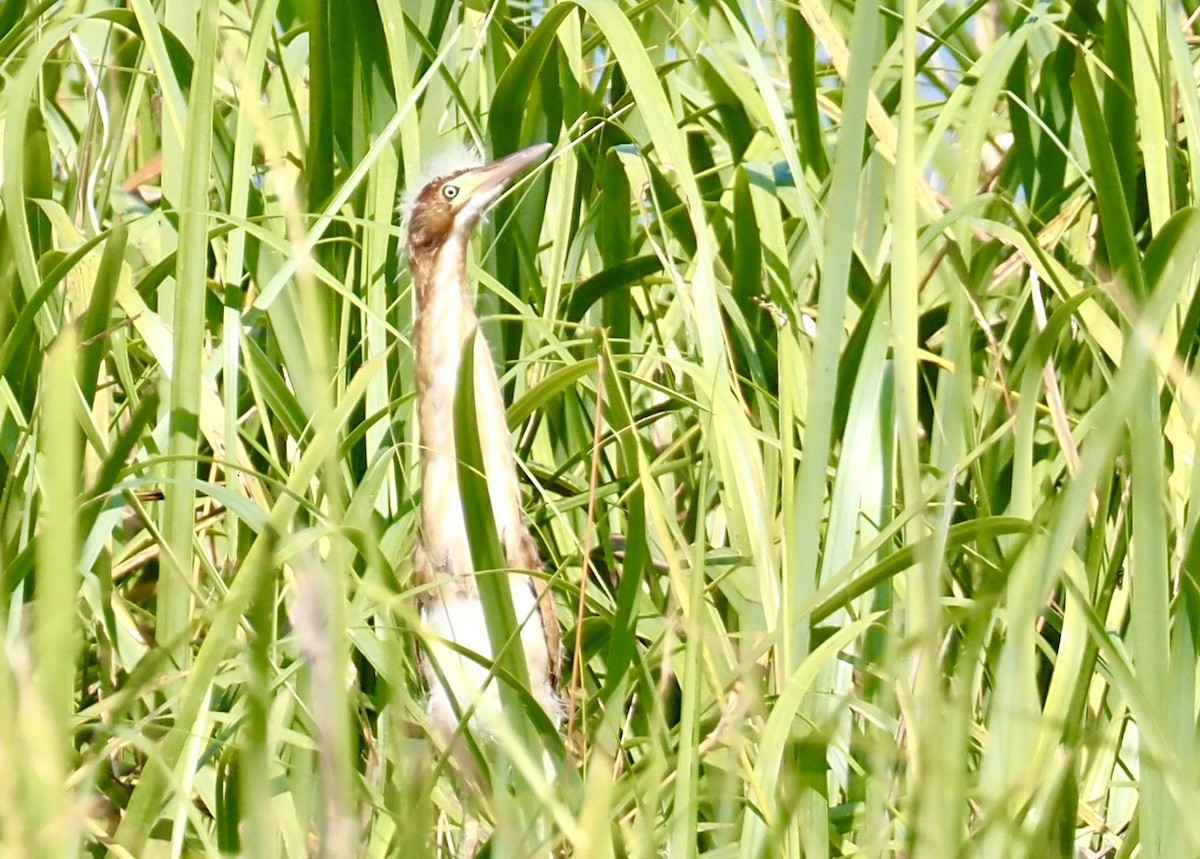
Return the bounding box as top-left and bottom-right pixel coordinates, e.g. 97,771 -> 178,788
0,1 -> 1198,856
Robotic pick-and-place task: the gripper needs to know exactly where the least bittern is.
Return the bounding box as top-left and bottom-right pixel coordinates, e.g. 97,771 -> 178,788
405,143 -> 560,749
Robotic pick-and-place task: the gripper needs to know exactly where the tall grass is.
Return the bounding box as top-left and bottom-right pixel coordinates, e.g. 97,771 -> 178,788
1,0 -> 1199,856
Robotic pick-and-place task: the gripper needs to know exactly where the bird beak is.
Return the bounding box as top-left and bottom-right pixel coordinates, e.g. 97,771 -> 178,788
456,143 -> 552,213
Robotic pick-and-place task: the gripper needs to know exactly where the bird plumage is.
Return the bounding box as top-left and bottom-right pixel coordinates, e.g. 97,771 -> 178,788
405,143 -> 561,742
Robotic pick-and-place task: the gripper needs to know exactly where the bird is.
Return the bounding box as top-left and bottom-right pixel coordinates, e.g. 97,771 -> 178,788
404,142 -> 562,759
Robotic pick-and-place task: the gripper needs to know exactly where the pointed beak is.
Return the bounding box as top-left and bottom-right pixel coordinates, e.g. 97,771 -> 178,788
456,142 -> 552,214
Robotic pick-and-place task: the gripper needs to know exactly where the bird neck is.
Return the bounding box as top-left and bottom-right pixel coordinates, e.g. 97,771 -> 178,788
410,237 -> 527,575
412,236 -> 479,438
410,233 -> 471,313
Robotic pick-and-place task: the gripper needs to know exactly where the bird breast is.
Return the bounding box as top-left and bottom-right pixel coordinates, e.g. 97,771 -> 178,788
422,575 -> 564,734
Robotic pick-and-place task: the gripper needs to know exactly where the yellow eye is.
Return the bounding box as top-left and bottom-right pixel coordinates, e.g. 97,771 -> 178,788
442,184 -> 459,201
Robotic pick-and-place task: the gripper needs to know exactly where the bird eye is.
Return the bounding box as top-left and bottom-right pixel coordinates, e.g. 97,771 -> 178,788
442,184 -> 459,201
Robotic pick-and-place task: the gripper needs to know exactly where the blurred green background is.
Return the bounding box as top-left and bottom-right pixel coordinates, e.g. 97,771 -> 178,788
1,0 -> 1199,856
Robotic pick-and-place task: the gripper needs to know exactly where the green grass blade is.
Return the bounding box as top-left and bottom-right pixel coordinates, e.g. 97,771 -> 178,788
157,0 -> 220,672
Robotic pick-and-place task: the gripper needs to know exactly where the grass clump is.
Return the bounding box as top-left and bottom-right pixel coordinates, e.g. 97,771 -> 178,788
0,1 -> 1198,857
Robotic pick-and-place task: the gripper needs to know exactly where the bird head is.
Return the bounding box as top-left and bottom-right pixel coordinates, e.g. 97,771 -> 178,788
405,142 -> 551,266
